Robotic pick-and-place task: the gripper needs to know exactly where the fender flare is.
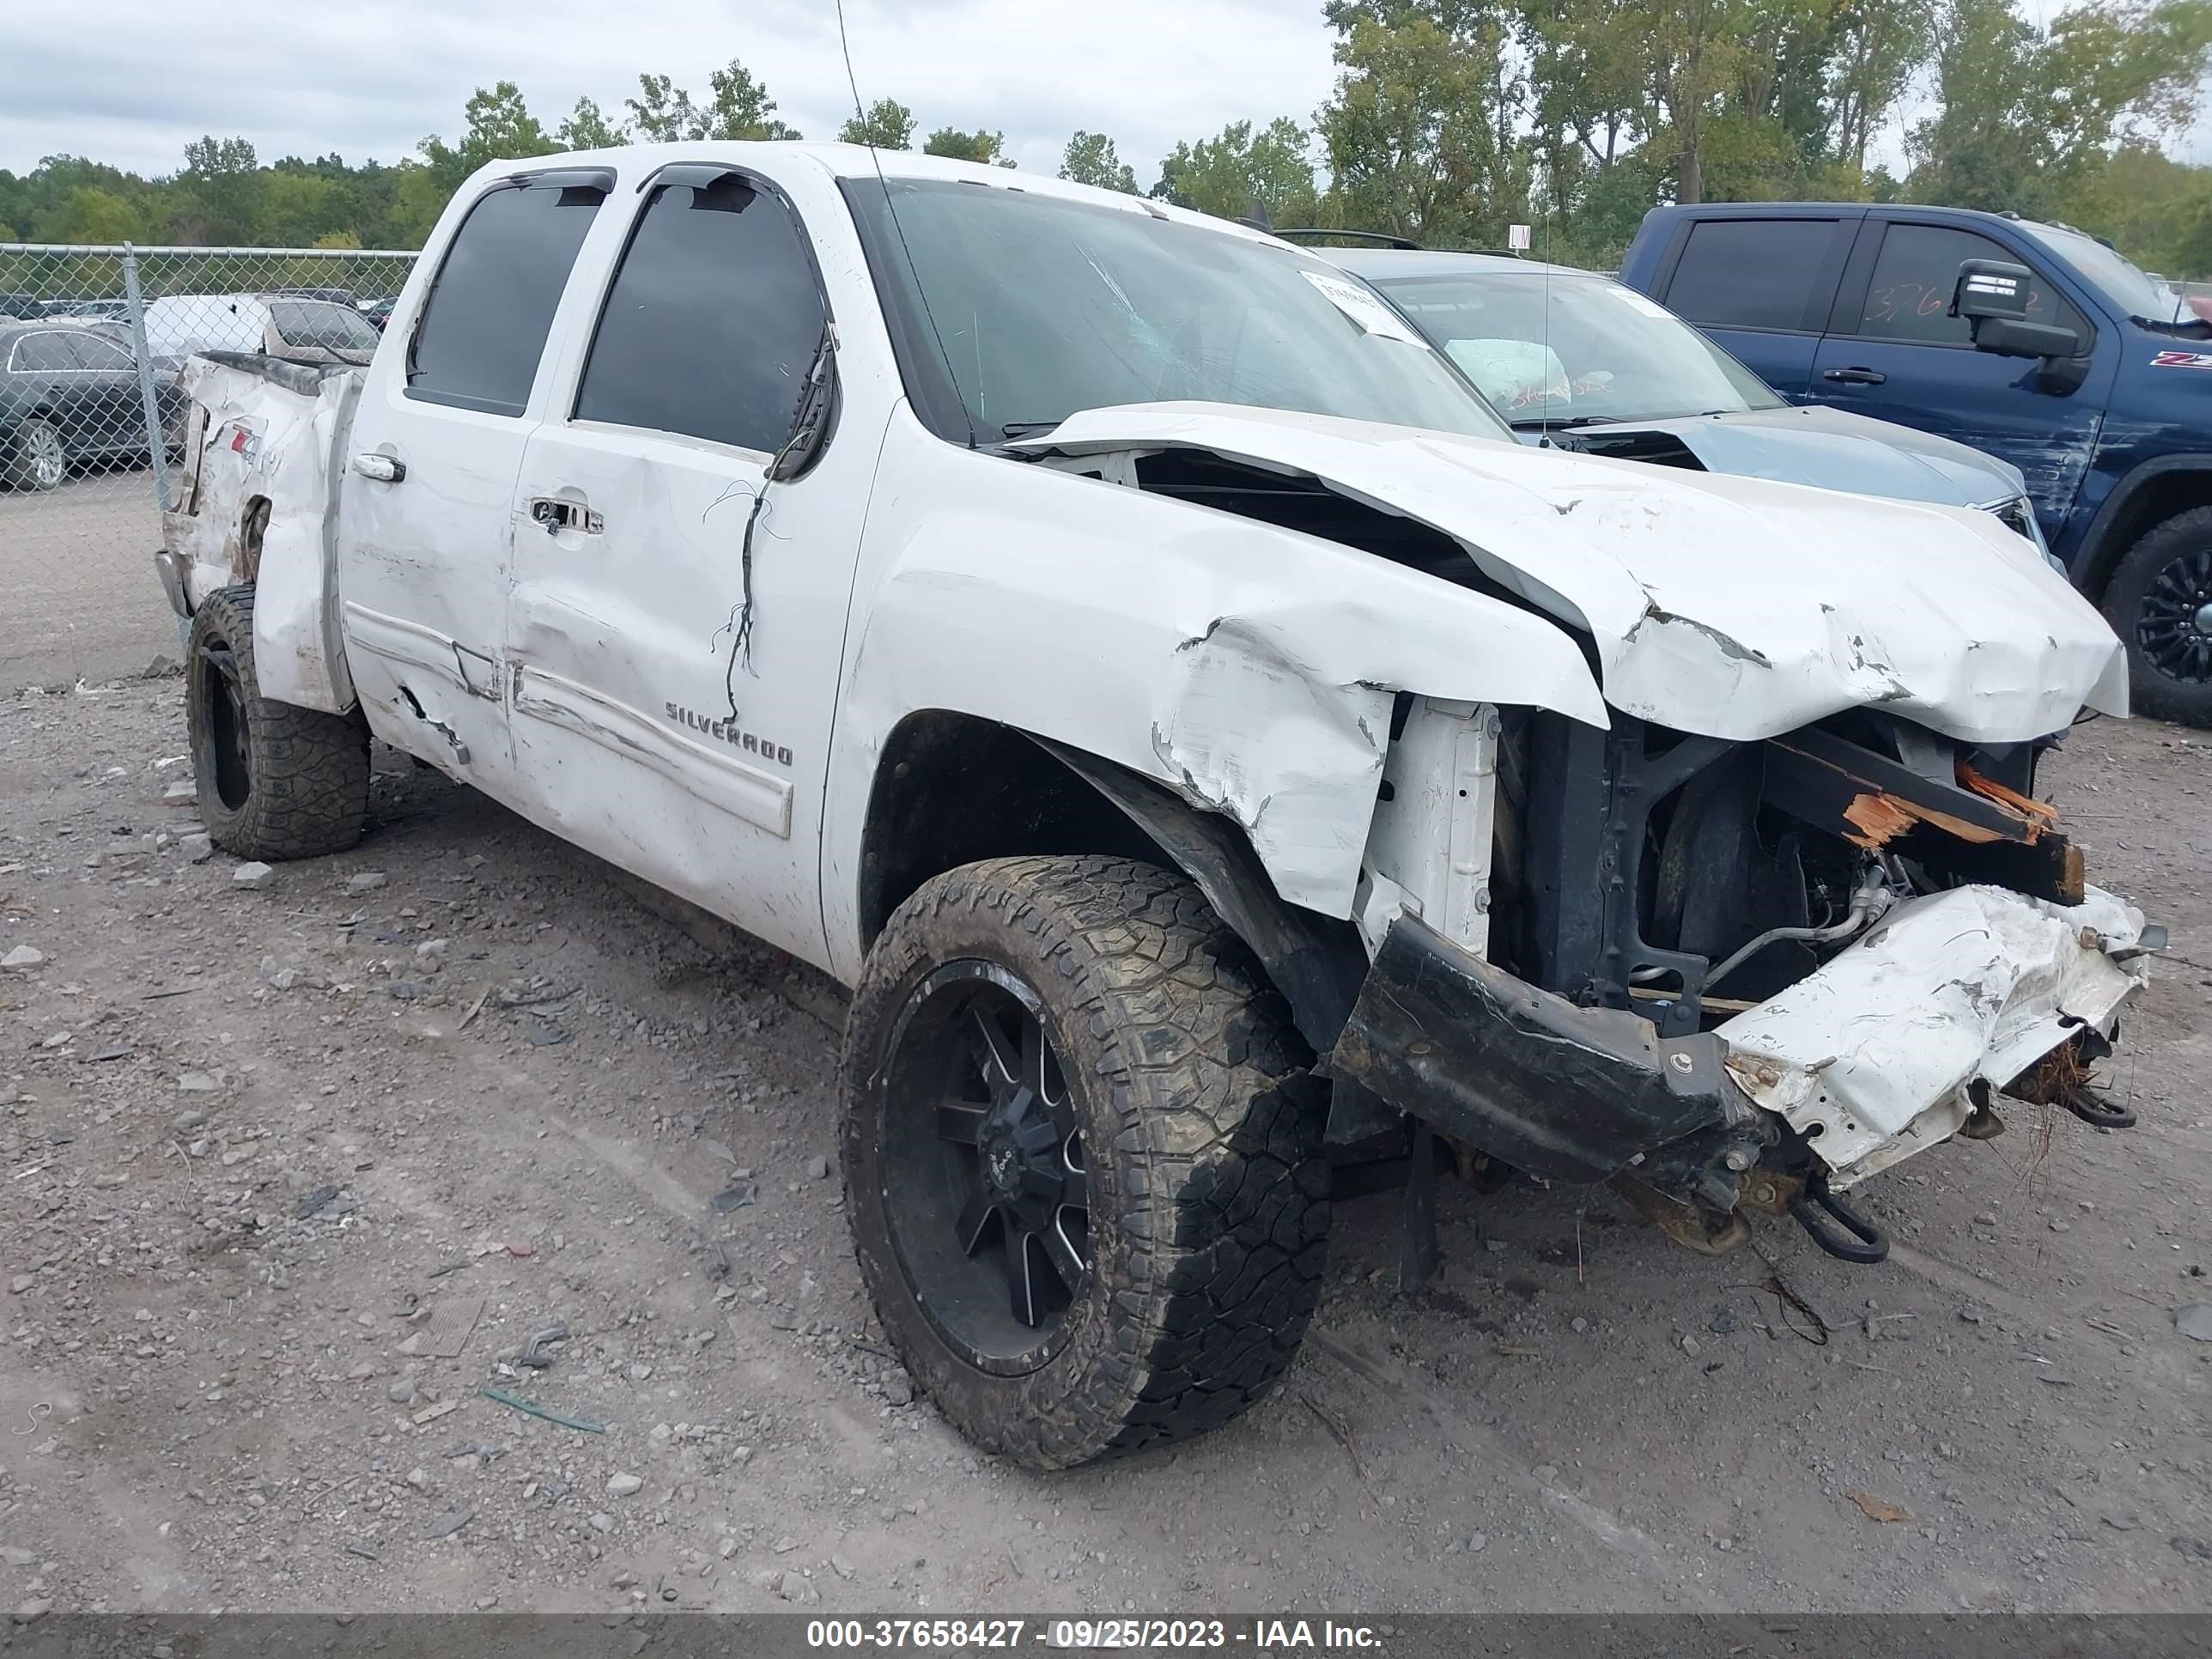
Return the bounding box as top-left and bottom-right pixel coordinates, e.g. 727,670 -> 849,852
1031,737 -> 1370,1059
2071,452 -> 2212,593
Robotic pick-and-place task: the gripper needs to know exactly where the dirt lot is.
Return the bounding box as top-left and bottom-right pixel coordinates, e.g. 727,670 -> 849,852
2,678 -> 2209,1618
0,471 -> 179,692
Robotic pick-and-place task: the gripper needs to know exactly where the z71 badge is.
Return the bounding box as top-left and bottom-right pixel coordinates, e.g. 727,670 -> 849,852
2150,350 -> 2212,369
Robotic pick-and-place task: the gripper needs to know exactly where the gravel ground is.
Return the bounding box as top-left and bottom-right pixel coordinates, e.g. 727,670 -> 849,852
0,470 -> 179,691
2,678 -> 2209,1618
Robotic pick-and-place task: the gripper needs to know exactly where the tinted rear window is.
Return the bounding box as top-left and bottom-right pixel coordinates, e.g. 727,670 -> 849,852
1667,219 -> 1838,332
270,300 -> 380,351
408,178 -> 604,416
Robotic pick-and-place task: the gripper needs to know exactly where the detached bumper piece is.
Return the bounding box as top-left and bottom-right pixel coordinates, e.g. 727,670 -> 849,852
1328,884 -> 2151,1275
1717,883 -> 2149,1188
1328,913 -> 1748,1188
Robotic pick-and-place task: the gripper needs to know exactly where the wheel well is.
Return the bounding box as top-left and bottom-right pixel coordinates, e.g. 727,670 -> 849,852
856,712 -> 1168,950
235,495 -> 271,583
2081,465 -> 2212,597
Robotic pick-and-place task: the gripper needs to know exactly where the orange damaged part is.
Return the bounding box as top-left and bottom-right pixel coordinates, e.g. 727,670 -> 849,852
1959,762 -> 2062,833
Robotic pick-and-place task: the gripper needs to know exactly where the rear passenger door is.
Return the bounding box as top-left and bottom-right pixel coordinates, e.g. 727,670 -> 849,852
62,330 -> 143,451
503,163 -> 866,967
1649,214 -> 1858,398
1808,218 -> 2114,538
337,167 -> 607,793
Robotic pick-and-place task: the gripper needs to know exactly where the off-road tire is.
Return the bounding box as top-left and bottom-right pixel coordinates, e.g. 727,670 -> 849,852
841,855 -> 1331,1468
185,585 -> 370,859
2102,506 -> 2212,727
3,417 -> 67,491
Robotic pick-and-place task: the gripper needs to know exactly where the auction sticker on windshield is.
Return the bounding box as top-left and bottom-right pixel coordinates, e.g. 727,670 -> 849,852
1301,269 -> 1429,346
1611,286 -> 1676,320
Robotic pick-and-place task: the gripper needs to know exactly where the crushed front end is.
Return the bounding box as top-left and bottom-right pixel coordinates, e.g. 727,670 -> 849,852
1330,700 -> 2155,1264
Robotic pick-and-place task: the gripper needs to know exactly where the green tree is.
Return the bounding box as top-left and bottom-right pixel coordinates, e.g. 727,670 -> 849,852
626,73 -> 702,141
178,135 -> 263,242
1906,0 -> 2212,210
703,59 -> 801,139
419,82 -> 557,197
1059,131 -> 1139,191
1153,118 -> 1319,223
1316,3 -> 1522,239
257,168 -> 347,246
923,127 -> 1016,166
56,185 -> 152,244
839,99 -> 917,149
558,97 -> 629,149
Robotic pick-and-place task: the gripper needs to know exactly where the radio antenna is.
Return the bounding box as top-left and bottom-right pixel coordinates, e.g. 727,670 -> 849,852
1540,205 -> 1556,430
836,0 -> 977,448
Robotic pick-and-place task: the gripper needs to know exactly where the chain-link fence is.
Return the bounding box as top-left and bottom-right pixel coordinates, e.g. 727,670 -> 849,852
0,243 -> 416,687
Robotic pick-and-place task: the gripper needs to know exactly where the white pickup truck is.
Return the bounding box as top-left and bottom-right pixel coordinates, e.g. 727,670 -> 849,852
155,142 -> 2154,1469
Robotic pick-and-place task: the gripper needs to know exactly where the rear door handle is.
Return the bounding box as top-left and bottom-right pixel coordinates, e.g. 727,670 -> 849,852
529,496 -> 604,535
1821,367 -> 1887,386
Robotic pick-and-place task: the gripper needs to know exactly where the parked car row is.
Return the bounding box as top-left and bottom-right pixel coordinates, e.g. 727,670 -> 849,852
0,291 -> 383,491
155,143 -> 2152,1470
0,317 -> 181,490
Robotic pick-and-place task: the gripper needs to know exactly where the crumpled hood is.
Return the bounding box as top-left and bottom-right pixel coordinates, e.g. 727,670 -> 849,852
1018,403 -> 2127,744
1553,403 -> 2027,508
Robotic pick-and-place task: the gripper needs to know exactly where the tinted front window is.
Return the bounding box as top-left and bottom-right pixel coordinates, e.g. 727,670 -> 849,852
845,179 -> 1510,444
11,333 -> 76,372
1374,270 -> 1781,423
1667,219 -> 1838,332
270,299 -> 380,352
409,179 -> 604,416
1856,224 -> 2080,344
576,175 -> 827,453
2017,221 -> 2178,324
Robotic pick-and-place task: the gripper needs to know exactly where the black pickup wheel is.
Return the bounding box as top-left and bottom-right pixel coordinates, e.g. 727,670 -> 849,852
840,855 -> 1331,1468
185,586 -> 371,860
2104,506 -> 2212,727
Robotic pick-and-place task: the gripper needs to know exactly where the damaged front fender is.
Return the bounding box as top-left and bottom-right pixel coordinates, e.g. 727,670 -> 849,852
834,419 -> 1607,929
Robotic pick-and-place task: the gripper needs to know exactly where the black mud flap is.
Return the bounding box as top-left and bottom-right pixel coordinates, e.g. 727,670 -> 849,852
1328,914 -> 1745,1186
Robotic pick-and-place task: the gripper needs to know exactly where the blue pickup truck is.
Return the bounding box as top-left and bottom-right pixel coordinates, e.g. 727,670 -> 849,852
1620,203 -> 2212,724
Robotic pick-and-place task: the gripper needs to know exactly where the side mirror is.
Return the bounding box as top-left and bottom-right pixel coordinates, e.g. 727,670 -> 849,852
1951,258 -> 2084,363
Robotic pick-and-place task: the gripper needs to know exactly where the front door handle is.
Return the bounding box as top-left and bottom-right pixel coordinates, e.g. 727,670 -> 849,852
530,496 -> 603,536
350,452 -> 406,482
1821,367 -> 1887,386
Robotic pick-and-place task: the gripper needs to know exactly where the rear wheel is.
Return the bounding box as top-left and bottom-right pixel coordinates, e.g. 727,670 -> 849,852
2103,507 -> 2212,727
185,586 -> 371,860
3,417 -> 66,491
841,855 -> 1331,1468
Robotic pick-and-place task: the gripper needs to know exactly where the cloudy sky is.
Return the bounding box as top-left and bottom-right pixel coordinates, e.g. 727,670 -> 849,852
0,0 -> 1346,185
6,0 -> 2203,191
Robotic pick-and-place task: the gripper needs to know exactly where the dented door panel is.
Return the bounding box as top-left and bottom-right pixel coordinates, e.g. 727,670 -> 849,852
336,380 -> 525,787
503,420 -> 873,966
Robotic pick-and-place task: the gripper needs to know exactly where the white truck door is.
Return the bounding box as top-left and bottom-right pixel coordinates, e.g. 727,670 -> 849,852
503,163 -> 868,969
337,167 -> 610,790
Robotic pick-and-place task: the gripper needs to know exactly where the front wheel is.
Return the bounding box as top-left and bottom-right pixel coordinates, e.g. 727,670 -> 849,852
840,855 -> 1331,1468
3,417 -> 67,491
2103,506 -> 2212,727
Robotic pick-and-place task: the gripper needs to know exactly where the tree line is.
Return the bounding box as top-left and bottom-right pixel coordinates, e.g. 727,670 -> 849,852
5,0 -> 2211,276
